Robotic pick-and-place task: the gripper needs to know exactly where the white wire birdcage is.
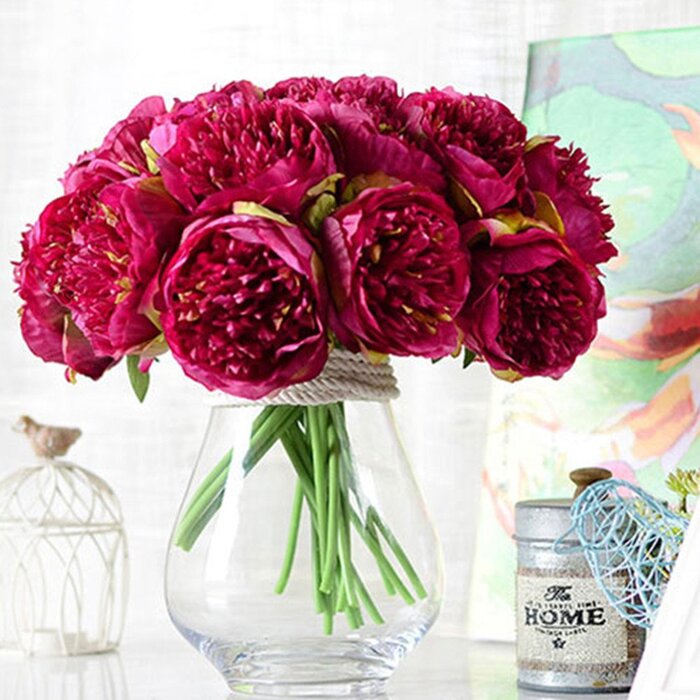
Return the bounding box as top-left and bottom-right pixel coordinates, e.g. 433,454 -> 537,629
0,419 -> 128,656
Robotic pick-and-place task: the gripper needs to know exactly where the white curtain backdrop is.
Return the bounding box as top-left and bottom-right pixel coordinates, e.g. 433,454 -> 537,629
2,0 -> 699,644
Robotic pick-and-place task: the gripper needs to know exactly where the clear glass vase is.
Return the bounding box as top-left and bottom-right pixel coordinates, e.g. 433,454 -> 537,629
165,399 -> 443,697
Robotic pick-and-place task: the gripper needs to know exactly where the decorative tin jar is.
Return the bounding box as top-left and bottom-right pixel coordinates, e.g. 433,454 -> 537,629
514,469 -> 645,693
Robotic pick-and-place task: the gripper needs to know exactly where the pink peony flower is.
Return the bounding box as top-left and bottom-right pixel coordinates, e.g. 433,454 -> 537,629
156,99 -> 336,215
20,177 -> 184,363
168,80 -> 263,120
322,183 -> 469,359
15,257 -> 115,380
332,75 -> 401,130
148,80 -> 263,156
523,138 -> 617,266
267,75 -> 441,191
160,211 -> 329,399
268,75 -> 401,129
328,105 -> 446,192
400,88 -> 527,214
457,225 -> 606,379
62,96 -> 167,193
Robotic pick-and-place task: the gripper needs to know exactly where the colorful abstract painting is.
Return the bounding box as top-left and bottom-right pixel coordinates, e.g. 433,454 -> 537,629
468,26 -> 700,641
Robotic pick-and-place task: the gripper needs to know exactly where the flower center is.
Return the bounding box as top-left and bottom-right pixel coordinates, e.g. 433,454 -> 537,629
166,101 -> 319,200
61,216 -> 132,337
496,261 -> 589,370
169,231 -> 320,380
333,77 -> 401,129
420,94 -> 525,175
36,185 -> 132,337
358,203 -> 465,339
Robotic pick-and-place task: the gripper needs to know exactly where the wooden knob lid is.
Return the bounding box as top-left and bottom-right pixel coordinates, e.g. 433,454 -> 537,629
570,467 -> 613,499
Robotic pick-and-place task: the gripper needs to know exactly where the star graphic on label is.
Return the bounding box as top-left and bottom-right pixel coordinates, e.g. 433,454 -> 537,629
552,638 -> 566,650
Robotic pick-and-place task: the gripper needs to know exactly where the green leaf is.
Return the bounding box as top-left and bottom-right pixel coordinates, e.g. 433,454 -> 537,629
232,201 -> 293,226
304,173 -> 344,201
127,355 -> 150,402
342,172 -> 401,203
462,348 -> 477,369
303,192 -> 337,232
448,177 -> 483,218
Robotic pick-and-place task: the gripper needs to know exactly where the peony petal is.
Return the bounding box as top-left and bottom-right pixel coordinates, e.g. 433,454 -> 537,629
20,302 -> 64,364
62,317 -> 115,379
445,145 -> 522,213
125,95 -> 167,120
524,139 -> 616,266
334,115 -> 446,193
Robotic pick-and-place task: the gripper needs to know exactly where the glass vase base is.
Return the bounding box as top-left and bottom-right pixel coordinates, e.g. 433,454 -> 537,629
202,638 -> 400,697
228,678 -> 387,698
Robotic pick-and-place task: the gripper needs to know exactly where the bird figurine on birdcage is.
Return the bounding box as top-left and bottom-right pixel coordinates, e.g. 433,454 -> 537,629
0,416 -> 128,655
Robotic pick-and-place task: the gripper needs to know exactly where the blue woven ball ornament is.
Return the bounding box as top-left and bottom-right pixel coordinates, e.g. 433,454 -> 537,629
554,478 -> 688,629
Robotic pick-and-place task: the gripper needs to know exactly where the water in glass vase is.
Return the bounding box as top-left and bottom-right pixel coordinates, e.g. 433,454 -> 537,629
165,399 -> 443,697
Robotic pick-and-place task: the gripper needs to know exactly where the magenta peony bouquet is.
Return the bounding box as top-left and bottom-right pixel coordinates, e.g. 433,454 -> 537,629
15,76 -> 615,632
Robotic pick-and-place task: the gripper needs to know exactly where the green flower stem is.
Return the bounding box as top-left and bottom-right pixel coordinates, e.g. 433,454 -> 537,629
283,421 -> 314,476
320,426 -> 339,593
252,405 -> 276,433
174,449 -> 232,551
274,480 -> 304,594
323,595 -> 334,636
175,449 -> 232,536
309,407 -> 328,574
282,403 -> 421,631
176,406 -> 301,552
280,430 -> 318,523
330,394 -> 426,602
311,523 -> 324,614
335,570 -> 347,612
347,605 -> 364,630
338,496 -> 360,613
366,516 -> 397,596
326,404 -> 405,600
368,507 -> 428,600
350,509 -> 416,605
328,404 -> 351,464
351,564 -> 385,625
176,490 -> 225,552
188,448 -> 233,505
243,405 -> 302,473
177,401 -> 429,635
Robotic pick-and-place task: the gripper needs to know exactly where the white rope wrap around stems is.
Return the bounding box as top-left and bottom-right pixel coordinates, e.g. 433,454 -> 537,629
211,349 -> 400,406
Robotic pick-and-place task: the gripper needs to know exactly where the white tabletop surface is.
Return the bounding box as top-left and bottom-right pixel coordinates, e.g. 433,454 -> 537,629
0,634 -> 631,700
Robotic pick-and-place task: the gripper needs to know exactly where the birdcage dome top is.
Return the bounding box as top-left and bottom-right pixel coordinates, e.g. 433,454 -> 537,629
0,460 -> 123,531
